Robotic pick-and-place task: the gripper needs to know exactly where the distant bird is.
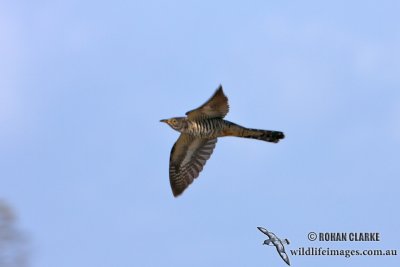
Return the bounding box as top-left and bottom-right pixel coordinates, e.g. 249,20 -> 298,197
160,85 -> 285,197
257,227 -> 291,266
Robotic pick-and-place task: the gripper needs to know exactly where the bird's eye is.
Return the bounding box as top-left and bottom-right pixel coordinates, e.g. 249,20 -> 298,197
172,119 -> 177,124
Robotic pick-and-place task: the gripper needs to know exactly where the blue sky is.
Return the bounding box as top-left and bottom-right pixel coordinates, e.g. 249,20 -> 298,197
1,1 -> 399,266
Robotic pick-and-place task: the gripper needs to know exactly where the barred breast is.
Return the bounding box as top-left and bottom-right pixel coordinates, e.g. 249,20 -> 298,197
185,119 -> 224,138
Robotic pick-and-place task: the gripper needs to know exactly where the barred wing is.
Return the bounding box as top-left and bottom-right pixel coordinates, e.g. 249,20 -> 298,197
185,85 -> 229,120
169,134 -> 217,197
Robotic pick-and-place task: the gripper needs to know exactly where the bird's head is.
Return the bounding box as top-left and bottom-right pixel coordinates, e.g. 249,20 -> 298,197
160,117 -> 186,131
263,239 -> 271,245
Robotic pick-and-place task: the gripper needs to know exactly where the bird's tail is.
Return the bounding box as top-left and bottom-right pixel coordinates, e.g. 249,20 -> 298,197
239,128 -> 285,143
223,121 -> 285,143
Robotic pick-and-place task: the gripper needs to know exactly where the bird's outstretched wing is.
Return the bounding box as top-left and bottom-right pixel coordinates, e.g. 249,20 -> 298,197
169,134 -> 217,197
185,85 -> 229,120
257,227 -> 273,239
274,240 -> 291,266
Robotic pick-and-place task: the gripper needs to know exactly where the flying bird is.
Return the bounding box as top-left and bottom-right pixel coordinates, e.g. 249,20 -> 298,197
257,227 -> 291,266
160,85 -> 285,197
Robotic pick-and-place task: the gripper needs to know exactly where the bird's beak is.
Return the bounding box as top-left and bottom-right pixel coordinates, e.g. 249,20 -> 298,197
160,119 -> 167,123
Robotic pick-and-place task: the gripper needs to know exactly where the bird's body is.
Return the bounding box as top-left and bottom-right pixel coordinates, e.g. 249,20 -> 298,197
168,117 -> 284,142
169,117 -> 225,138
161,85 -> 285,197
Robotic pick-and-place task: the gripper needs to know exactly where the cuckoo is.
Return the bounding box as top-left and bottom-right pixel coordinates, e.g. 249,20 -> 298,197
160,85 -> 284,197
